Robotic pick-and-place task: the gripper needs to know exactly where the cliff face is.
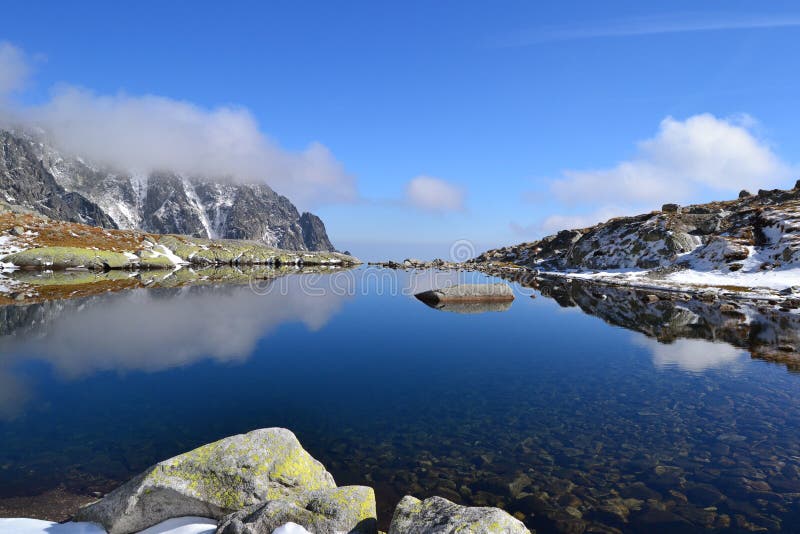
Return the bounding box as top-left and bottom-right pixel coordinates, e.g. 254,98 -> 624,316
0,131 -> 117,228
473,184 -> 800,274
0,130 -> 337,251
299,212 -> 334,252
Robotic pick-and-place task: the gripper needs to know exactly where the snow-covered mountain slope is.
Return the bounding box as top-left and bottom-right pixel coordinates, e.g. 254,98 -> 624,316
472,184 -> 800,285
0,129 -> 335,251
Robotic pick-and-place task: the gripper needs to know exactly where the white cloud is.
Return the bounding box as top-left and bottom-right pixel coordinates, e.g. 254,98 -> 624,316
510,113 -> 794,238
0,45 -> 356,209
515,113 -> 794,238
552,114 -> 792,207
406,175 -> 465,212
0,41 -> 30,95
512,206 -> 628,237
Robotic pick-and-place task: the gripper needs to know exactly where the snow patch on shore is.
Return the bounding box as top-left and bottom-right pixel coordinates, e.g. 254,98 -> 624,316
0,517 -> 217,534
665,267 -> 800,291
0,235 -> 23,270
551,266 -> 800,294
148,244 -> 188,265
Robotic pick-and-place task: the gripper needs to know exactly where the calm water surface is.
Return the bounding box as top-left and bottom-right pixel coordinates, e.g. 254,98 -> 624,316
1,267 -> 799,533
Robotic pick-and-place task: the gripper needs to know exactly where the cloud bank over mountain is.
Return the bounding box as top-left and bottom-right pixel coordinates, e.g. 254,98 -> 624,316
0,41 -> 355,210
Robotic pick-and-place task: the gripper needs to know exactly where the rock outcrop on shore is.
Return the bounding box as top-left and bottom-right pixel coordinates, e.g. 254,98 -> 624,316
23,428 -> 529,534
470,182 -> 800,275
0,212 -> 359,272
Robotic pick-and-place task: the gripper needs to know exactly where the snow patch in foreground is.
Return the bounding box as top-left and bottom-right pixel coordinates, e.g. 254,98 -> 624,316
0,518 -> 105,534
272,523 -> 313,534
138,517 -> 217,534
0,517 -> 217,534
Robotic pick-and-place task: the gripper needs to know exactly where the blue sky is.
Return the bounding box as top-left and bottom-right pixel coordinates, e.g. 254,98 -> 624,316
2,1 -> 800,259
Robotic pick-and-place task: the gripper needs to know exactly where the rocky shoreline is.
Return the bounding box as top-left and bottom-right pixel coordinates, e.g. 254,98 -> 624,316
374,183 -> 800,307
371,256 -> 800,308
0,212 -> 360,273
1,429 -> 531,534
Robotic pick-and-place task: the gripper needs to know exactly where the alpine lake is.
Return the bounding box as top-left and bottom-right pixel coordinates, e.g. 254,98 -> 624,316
1,266 -> 799,533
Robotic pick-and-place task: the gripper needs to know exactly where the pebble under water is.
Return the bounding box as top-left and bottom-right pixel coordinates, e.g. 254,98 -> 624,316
1,267 -> 799,533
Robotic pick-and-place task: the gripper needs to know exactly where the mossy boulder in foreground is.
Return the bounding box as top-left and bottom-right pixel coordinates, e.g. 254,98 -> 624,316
71,428 -> 525,534
217,485 -> 377,534
388,496 -> 530,534
74,428 -> 336,534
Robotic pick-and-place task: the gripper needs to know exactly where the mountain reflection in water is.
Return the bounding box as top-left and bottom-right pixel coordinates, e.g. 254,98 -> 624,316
0,280 -> 349,418
530,275 -> 800,373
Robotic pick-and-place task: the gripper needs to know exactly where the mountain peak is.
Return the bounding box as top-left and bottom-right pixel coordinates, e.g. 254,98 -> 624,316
0,129 -> 336,251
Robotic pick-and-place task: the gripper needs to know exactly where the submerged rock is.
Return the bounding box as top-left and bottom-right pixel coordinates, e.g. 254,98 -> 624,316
388,496 -> 530,534
415,283 -> 514,305
420,299 -> 513,314
216,486 -> 377,534
75,428 -> 336,534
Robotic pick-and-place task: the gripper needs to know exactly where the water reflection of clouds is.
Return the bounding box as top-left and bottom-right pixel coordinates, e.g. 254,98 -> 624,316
0,279 -> 348,418
0,367 -> 30,420
634,335 -> 747,373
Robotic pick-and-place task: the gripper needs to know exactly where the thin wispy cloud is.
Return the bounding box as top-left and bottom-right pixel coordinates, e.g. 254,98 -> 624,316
496,13 -> 800,47
0,42 -> 31,96
405,175 -> 466,213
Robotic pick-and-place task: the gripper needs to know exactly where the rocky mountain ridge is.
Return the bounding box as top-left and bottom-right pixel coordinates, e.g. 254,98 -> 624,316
472,183 -> 800,277
0,129 -> 335,251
